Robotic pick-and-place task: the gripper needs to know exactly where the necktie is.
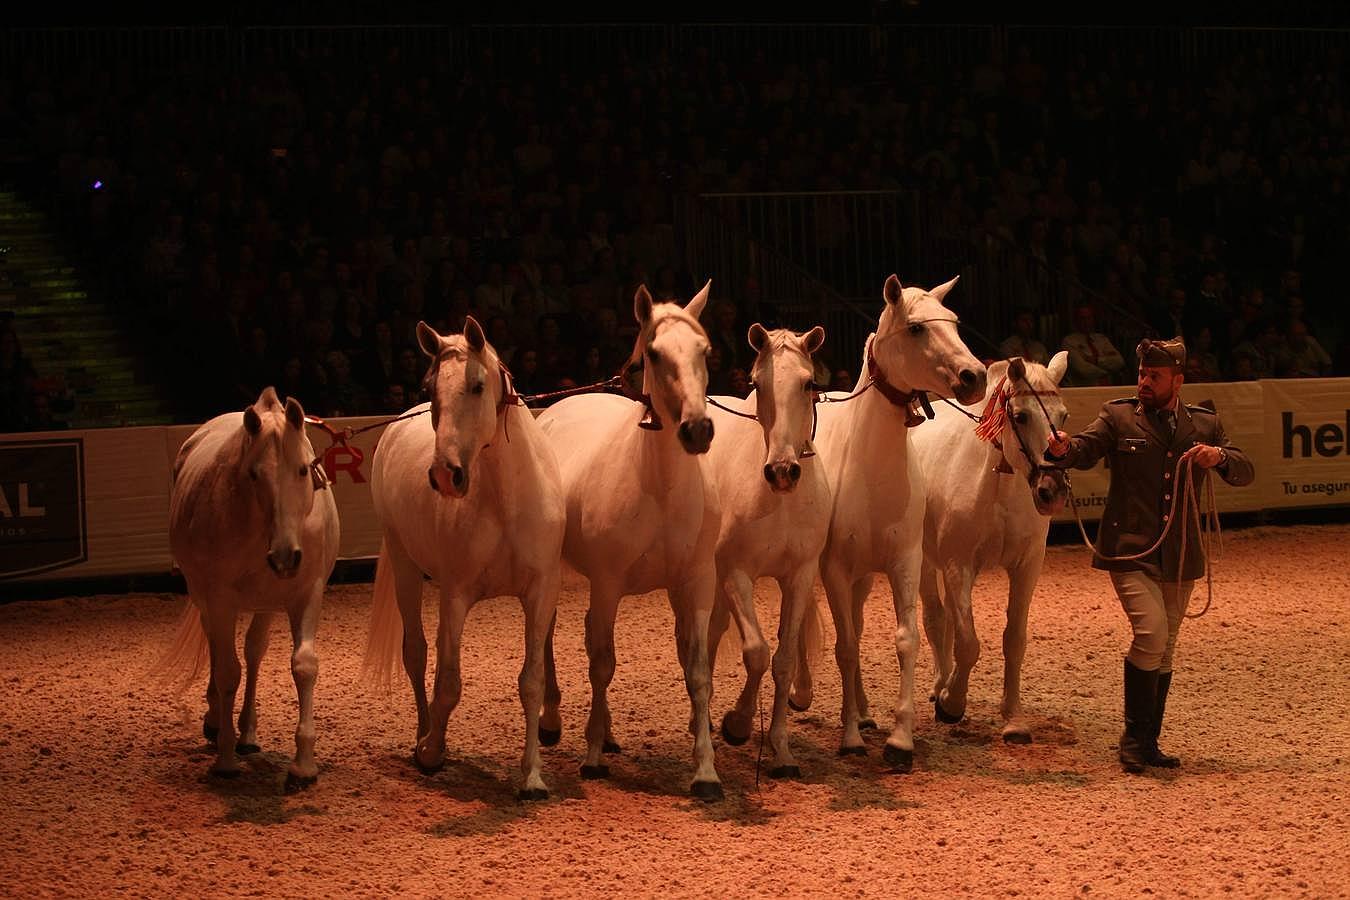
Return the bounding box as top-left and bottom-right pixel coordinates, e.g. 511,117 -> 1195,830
1160,410 -> 1175,441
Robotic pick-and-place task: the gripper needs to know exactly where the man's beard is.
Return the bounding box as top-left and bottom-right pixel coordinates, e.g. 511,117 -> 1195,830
1138,386 -> 1175,410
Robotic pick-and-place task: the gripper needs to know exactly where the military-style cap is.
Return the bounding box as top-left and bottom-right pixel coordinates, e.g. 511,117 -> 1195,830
1136,335 -> 1186,369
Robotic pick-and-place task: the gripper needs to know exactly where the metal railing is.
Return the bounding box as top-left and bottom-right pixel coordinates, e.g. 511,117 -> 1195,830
7,24 -> 1350,75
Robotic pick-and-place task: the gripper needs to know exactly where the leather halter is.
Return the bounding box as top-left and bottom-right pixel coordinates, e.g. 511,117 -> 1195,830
866,346 -> 931,427
424,350 -> 521,445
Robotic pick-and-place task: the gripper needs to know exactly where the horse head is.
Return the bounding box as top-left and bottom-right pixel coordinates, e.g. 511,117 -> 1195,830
417,316 -> 508,498
633,281 -> 715,454
872,274 -> 987,407
985,351 -> 1070,515
240,386 -> 320,578
747,323 -> 826,493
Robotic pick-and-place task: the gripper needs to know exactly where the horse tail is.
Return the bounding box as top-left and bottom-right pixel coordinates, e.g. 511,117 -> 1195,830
151,598 -> 208,694
362,541 -> 402,692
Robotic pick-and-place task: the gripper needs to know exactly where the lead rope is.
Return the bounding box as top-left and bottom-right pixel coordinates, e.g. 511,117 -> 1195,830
1061,455 -> 1220,619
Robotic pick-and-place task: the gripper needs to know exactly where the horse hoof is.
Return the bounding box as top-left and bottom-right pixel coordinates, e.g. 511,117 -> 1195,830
837,745 -> 867,757
210,767 -> 241,780
934,699 -> 964,725
787,696 -> 811,713
768,765 -> 802,779
1003,730 -> 1033,745
235,742 -> 261,756
882,744 -> 914,773
412,753 -> 444,776
602,739 -> 621,755
720,712 -> 751,747
538,726 -> 561,747
690,780 -> 724,802
518,787 -> 549,802
857,718 -> 878,732
284,772 -> 317,794
579,764 -> 610,780
203,722 -> 219,742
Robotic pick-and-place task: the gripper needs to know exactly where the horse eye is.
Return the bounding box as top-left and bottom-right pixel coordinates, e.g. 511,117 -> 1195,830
907,323 -> 924,336
298,465 -> 309,478
1014,411 -> 1029,425
471,382 -> 485,395
647,347 -> 662,364
249,468 -> 259,481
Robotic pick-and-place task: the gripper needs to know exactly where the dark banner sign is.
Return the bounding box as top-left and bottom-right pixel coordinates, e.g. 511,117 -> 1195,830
0,439 -> 87,579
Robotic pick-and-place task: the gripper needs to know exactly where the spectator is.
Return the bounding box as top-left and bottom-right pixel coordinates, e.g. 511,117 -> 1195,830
998,307 -> 1050,365
1061,304 -> 1126,386
1281,319 -> 1332,378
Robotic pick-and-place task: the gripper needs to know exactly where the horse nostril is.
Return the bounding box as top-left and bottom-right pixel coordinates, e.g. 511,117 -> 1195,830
788,462 -> 801,482
449,465 -> 466,490
291,549 -> 303,569
763,464 -> 776,485
679,422 -> 694,442
959,369 -> 978,387
427,466 -> 438,490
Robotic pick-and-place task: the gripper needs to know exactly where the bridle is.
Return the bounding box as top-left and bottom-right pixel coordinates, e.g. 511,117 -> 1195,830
973,374 -> 1064,482
863,315 -> 966,427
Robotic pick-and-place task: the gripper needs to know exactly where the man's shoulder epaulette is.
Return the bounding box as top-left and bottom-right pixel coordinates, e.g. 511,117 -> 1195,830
1107,397 -> 1137,405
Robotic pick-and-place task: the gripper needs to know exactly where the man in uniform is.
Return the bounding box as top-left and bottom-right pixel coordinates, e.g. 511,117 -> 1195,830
1047,336 -> 1255,773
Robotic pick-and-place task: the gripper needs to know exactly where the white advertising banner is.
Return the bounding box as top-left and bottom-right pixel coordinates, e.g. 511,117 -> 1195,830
1262,378 -> 1350,508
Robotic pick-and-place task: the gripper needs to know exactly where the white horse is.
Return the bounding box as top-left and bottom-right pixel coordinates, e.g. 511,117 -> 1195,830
537,282 -> 724,800
799,274 -> 987,771
705,324 -> 830,779
363,317 -> 564,800
914,353 -> 1070,743
161,386 -> 340,791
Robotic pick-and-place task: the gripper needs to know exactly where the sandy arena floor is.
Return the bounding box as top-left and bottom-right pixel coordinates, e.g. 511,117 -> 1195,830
2,523 -> 1348,898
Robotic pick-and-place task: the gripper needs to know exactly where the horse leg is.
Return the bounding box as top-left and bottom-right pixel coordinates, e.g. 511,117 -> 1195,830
919,561 -> 953,704
414,592 -> 469,774
935,563 -> 978,725
852,575 -> 876,730
539,609 -> 562,747
822,561 -> 865,755
204,603 -> 242,778
767,567 -> 814,778
670,572 -> 722,800
284,588 -> 322,792
581,584 -> 621,777
517,572 -> 557,800
719,569 -> 767,748
201,609 -> 221,742
882,552 -> 923,773
999,557 -> 1041,744
235,612 -> 271,755
387,536 -> 430,751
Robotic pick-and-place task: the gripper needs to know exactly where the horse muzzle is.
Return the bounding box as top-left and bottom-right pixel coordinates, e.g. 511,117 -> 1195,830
677,416 -> 714,455
428,461 -> 470,498
1032,467 -> 1068,516
763,460 -> 802,493
266,545 -> 303,578
951,367 -> 987,406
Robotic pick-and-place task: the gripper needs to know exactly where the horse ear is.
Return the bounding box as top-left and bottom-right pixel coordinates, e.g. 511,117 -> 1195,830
1007,356 -> 1027,383
685,279 -> 712,320
801,325 -> 826,355
747,323 -> 769,354
1047,350 -> 1069,385
258,386 -> 281,409
416,320 -> 442,358
284,396 -> 305,430
464,315 -> 487,352
243,406 -> 262,436
930,275 -> 960,302
883,274 -> 903,305
633,284 -> 654,325
986,358 -> 1009,386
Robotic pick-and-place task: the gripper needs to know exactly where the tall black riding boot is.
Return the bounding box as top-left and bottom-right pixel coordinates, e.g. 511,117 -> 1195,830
1146,670 -> 1181,768
1119,658 -> 1158,774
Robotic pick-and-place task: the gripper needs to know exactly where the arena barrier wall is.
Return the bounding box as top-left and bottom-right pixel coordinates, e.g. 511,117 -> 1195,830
2,379 -> 1347,583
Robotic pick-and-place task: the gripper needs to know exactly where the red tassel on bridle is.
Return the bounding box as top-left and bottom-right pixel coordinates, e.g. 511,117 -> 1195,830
974,377 -> 1010,445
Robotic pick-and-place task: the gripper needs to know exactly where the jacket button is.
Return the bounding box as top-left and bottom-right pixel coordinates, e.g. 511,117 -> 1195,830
1162,514 -> 1169,521
1166,452 -> 1174,459
1165,472 -> 1172,480
1165,494 -> 1172,501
